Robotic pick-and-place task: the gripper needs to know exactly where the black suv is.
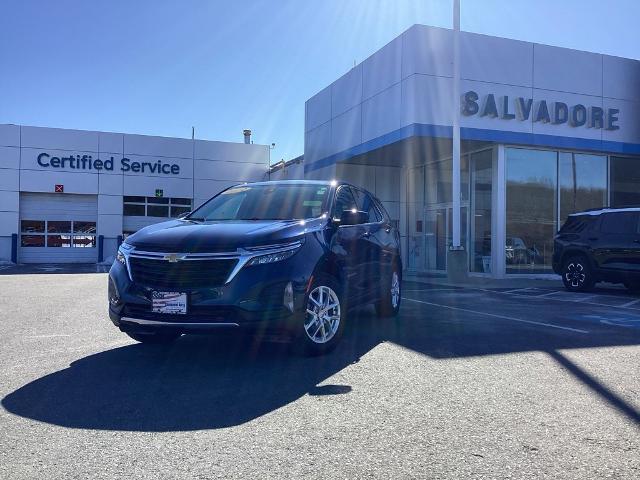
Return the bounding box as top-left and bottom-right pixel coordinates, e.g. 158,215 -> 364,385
553,207 -> 640,292
108,180 -> 402,354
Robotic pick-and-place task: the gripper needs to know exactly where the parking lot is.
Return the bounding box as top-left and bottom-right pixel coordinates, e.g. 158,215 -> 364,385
0,271 -> 638,479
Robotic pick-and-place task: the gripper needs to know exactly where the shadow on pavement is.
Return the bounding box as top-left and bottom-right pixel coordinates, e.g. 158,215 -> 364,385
3,300 -> 640,431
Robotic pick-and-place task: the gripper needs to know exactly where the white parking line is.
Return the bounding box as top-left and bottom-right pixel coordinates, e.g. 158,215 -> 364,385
620,298 -> 640,308
534,290 -> 566,298
501,287 -> 534,294
403,288 -> 459,293
402,297 -> 590,334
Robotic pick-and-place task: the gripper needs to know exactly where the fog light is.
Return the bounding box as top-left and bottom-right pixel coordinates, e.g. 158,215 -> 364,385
283,281 -> 294,312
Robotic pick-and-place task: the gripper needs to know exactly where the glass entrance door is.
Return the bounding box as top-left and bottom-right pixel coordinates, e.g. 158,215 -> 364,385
423,206 -> 468,272
424,209 -> 445,271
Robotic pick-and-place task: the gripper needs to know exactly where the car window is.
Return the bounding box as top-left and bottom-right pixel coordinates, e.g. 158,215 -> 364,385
188,184 -> 330,221
599,211 -> 640,235
352,189 -> 382,223
332,186 -> 358,221
559,215 -> 591,234
374,198 -> 390,222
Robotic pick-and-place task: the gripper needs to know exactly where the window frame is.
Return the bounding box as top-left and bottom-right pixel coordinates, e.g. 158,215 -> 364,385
20,220 -> 97,248
352,187 -> 384,225
123,196 -> 193,218
331,185 -> 359,222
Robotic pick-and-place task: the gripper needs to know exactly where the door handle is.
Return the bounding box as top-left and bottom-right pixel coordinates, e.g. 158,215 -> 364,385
361,231 -> 371,238
634,239 -> 640,244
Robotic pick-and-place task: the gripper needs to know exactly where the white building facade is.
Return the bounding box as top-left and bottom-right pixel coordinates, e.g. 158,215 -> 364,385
0,124 -> 269,263
304,25 -> 640,278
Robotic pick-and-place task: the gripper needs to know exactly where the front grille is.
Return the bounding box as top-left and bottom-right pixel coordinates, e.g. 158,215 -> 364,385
129,257 -> 238,289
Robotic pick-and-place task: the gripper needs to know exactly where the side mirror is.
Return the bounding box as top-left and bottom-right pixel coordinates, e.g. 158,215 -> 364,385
339,210 -> 368,226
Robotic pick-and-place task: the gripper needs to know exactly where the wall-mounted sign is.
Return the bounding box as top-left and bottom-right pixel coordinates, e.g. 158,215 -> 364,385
461,91 -> 620,131
36,153 -> 181,175
54,184 -> 64,193
155,189 -> 163,198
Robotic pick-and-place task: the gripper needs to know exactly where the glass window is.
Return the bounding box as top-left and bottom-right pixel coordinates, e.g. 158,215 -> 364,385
559,153 -> 607,223
73,221 -> 96,234
506,148 -> 557,274
559,215 -> 591,234
21,235 -> 45,247
374,199 -> 390,222
369,204 -> 383,223
47,235 -> 72,248
123,196 -> 145,203
171,197 -> 192,206
332,186 -> 358,221
47,221 -> 72,233
123,204 -> 145,216
426,160 -> 451,204
469,150 -> 493,273
190,184 -> 330,221
148,197 -> 169,204
21,220 -> 45,233
73,236 -> 97,248
408,166 -> 425,205
170,206 -> 191,218
600,212 -> 640,235
352,189 -> 381,223
147,205 -> 169,217
611,156 -> 640,207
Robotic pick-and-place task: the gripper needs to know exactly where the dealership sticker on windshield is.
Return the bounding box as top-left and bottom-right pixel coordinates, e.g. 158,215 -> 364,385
303,200 -> 322,206
152,291 -> 187,314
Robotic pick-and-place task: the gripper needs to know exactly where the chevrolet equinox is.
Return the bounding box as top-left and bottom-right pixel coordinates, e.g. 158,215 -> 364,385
108,180 -> 402,354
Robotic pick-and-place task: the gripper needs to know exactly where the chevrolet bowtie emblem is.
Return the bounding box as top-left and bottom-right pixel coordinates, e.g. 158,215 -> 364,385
164,253 -> 186,263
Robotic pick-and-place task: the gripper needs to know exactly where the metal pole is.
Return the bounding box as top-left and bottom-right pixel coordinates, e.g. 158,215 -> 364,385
451,0 -> 462,249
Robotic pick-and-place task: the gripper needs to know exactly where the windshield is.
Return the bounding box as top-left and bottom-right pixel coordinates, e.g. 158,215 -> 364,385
188,184 -> 330,221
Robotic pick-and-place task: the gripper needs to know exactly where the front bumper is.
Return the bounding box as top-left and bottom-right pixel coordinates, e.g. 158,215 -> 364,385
108,246 -> 317,335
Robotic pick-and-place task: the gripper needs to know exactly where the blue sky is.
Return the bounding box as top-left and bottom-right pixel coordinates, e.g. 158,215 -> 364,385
1,0 -> 638,163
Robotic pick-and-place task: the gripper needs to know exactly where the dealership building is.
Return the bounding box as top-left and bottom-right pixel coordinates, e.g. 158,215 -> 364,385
0,125 -> 269,263
303,24 -> 640,277
3,24 -> 640,277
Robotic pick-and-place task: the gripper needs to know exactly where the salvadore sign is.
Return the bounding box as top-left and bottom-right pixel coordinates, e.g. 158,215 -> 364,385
462,91 -> 620,131
36,153 -> 181,175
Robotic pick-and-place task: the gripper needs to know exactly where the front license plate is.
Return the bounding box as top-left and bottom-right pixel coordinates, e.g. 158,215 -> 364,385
152,291 -> 187,314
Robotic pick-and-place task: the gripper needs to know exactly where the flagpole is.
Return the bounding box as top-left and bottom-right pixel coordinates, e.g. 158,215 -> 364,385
451,0 -> 462,250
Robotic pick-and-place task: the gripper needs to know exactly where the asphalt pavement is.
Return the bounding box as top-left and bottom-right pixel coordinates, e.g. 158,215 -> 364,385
0,273 -> 638,479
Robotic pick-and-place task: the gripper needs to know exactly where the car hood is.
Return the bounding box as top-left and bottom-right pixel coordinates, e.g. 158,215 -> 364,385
125,218 -> 325,253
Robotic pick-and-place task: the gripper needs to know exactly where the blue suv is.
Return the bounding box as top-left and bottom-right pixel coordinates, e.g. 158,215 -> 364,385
108,180 -> 402,354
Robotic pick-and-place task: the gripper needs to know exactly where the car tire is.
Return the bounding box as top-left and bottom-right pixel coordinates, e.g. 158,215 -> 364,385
295,274 -> 345,356
376,265 -> 401,318
125,332 -> 181,344
561,255 -> 595,292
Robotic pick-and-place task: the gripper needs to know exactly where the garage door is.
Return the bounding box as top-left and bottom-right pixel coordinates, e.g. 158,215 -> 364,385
19,193 -> 98,263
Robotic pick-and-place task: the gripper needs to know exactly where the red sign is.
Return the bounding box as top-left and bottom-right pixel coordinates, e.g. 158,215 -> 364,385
54,184 -> 64,193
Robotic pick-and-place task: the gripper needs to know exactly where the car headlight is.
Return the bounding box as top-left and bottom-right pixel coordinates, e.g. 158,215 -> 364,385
246,240 -> 303,266
116,243 -> 133,266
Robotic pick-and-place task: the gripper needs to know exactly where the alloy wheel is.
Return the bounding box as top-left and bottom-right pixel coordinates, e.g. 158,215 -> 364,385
565,262 -> 586,288
304,285 -> 341,344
